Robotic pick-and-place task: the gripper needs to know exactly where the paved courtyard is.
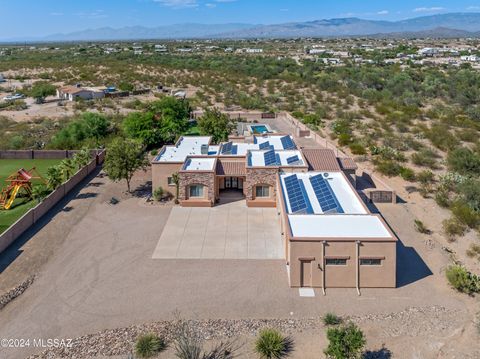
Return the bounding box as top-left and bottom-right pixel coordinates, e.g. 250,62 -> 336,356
152,200 -> 283,259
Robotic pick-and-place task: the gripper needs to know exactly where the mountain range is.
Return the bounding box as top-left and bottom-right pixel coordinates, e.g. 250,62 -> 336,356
4,13 -> 480,42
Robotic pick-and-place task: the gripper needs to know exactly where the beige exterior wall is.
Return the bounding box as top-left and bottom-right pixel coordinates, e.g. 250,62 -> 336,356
288,240 -> 396,288
151,162 -> 183,195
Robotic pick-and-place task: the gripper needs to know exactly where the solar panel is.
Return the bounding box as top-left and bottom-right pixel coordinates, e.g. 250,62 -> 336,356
264,149 -> 277,166
309,174 -> 343,213
286,155 -> 300,165
221,141 -> 233,154
284,174 -> 307,213
280,136 -> 295,150
259,141 -> 271,150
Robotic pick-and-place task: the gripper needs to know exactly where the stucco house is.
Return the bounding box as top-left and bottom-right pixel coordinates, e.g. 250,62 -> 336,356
151,134 -> 396,290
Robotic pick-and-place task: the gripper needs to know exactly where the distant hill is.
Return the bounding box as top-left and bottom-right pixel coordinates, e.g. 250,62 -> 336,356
217,13 -> 480,38
370,27 -> 480,39
3,13 -> 480,42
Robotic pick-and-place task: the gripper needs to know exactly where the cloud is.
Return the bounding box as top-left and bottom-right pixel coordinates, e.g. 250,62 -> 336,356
467,5 -> 480,10
153,0 -> 199,8
77,10 -> 108,19
50,12 -> 64,16
206,3 -> 216,7
214,0 -> 237,2
413,7 -> 445,12
377,10 -> 389,15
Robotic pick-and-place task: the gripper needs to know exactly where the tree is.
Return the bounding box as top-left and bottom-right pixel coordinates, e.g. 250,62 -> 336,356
324,323 -> 366,359
172,172 -> 180,204
150,96 -> 190,143
82,113 -> 110,142
123,112 -> 162,147
197,107 -> 235,143
103,138 -> 148,192
29,81 -> 56,104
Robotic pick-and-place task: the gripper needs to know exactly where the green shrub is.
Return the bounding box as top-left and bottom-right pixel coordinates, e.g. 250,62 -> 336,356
414,219 -> 430,234
348,143 -> 367,155
374,160 -> 402,177
255,328 -> 293,359
324,322 -> 366,359
150,149 -> 159,156
447,147 -> 480,176
417,170 -> 435,185
442,217 -> 468,239
445,265 -> 480,295
466,243 -> 480,259
323,313 -> 342,326
337,133 -> 352,146
135,333 -> 166,358
451,201 -> 480,229
434,188 -> 451,208
153,187 -> 165,201
400,167 -> 416,181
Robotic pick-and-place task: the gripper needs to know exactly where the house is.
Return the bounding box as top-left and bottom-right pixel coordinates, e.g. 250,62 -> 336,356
151,134 -> 396,290
56,85 -> 105,101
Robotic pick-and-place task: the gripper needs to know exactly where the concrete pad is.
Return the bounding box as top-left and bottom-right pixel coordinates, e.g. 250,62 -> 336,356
153,201 -> 283,259
299,288 -> 316,297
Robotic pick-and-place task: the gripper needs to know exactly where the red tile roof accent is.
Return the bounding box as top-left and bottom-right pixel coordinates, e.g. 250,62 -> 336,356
216,160 -> 246,176
301,148 -> 341,172
338,157 -> 358,170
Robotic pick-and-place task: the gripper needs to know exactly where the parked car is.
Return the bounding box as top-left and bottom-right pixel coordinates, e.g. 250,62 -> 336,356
3,93 -> 25,101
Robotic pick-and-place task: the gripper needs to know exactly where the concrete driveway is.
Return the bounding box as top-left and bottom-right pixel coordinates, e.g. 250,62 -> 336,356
152,200 -> 284,259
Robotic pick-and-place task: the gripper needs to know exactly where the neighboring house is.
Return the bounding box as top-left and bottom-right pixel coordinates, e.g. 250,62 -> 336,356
56,85 -> 105,101
151,134 -> 396,290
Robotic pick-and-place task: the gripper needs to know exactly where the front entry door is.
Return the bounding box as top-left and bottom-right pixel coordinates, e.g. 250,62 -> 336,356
300,260 -> 312,287
225,177 -> 239,189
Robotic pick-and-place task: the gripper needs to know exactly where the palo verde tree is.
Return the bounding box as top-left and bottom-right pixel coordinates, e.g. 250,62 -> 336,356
197,107 -> 235,143
29,81 -> 56,104
103,138 -> 148,193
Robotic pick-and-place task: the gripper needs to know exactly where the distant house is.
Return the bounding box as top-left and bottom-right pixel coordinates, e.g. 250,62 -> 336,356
0,74 -> 5,83
57,85 -> 105,102
245,48 -> 263,53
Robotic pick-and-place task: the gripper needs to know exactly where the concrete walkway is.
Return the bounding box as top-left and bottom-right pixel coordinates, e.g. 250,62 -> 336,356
152,200 -> 283,259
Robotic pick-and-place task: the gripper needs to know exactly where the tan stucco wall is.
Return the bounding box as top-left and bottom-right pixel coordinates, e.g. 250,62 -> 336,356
151,162 -> 183,195
289,240 -> 396,288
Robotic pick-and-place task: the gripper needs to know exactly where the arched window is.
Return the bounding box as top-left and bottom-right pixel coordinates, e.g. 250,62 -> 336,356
189,184 -> 205,198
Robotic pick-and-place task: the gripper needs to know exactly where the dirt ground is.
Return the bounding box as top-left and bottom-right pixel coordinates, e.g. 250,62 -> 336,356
0,118 -> 479,358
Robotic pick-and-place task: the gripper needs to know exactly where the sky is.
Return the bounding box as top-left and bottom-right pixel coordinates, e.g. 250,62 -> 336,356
1,0 -> 480,38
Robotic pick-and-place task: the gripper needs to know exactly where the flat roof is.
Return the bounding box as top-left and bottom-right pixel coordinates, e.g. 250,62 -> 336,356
182,157 -> 216,171
248,150 -> 305,167
155,136 -> 212,162
288,215 -> 393,239
255,135 -> 296,150
280,172 -> 367,215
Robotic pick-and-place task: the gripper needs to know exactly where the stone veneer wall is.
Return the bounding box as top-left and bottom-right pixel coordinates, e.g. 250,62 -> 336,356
245,168 -> 278,200
179,172 -> 215,203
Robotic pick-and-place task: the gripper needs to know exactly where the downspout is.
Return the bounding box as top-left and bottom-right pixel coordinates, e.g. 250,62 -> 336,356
356,240 -> 361,296
322,240 -> 326,296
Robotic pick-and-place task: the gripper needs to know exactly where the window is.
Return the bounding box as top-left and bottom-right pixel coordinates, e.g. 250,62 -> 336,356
360,258 -> 382,266
255,185 -> 270,198
167,177 -> 175,186
189,185 -> 204,198
325,258 -> 347,266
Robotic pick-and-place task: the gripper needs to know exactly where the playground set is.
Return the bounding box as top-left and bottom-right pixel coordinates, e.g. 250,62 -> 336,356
0,167 -> 47,210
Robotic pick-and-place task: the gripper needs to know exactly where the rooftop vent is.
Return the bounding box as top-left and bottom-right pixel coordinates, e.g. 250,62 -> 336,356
201,144 -> 209,155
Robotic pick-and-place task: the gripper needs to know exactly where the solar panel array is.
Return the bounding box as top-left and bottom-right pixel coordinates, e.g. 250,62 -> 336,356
264,149 -> 277,166
280,136 -> 296,150
284,175 -> 307,213
309,174 -> 342,213
221,141 -> 233,154
259,141 -> 271,150
286,155 -> 300,165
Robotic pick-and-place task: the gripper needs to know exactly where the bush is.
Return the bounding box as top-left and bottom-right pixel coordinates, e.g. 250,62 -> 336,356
451,201 -> 480,229
445,265 -> 480,295
323,313 -> 342,326
153,187 -> 165,201
442,217 -> 468,239
447,147 -> 480,176
434,188 -> 451,208
135,333 -> 166,358
255,328 -> 293,359
400,167 -> 416,181
466,243 -> 480,259
374,160 -> 402,177
414,219 -> 430,234
324,322 -> 366,359
349,143 -> 367,155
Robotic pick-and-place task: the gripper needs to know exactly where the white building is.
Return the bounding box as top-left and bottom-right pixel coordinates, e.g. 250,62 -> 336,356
57,86 -> 105,102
